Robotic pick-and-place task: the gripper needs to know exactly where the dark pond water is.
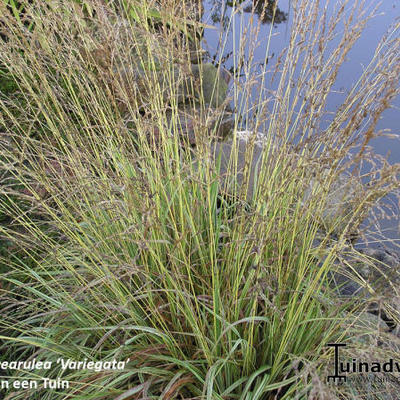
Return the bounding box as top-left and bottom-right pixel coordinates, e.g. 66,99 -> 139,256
202,0 -> 399,248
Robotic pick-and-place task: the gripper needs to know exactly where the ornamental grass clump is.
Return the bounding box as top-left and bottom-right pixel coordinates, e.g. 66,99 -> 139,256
0,0 -> 400,398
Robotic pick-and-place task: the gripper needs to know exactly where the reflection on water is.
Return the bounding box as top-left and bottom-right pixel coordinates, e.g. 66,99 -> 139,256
241,0 -> 288,25
202,0 -> 399,247
207,0 -> 287,27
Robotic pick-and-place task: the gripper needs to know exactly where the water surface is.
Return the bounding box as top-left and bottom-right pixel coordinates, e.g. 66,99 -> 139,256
202,0 -> 400,247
